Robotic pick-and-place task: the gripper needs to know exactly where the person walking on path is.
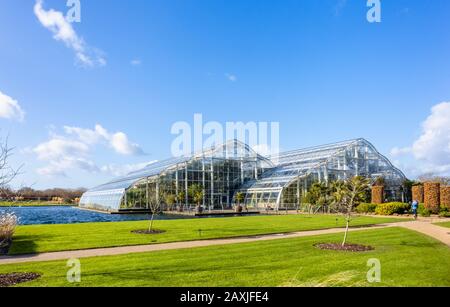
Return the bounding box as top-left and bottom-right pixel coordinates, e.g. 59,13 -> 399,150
412,200 -> 419,220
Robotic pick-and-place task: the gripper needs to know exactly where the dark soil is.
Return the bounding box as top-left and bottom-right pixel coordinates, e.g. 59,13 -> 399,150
131,229 -> 166,235
0,273 -> 41,287
315,243 -> 374,252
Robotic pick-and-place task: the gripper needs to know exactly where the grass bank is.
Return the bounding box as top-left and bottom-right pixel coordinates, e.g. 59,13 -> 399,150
9,214 -> 402,255
434,221 -> 450,228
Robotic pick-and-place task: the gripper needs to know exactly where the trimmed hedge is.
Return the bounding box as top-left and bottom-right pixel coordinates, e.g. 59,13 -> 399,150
412,185 -> 424,203
375,202 -> 411,216
355,203 -> 378,214
440,186 -> 450,209
424,182 -> 440,214
371,186 -> 384,204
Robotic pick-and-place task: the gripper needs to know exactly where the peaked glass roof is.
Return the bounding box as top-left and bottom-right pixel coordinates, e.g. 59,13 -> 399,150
88,140 -> 270,193
241,138 -> 405,192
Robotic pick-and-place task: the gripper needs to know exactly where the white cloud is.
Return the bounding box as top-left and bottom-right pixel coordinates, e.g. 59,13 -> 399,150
64,124 -> 144,155
33,138 -> 89,161
37,157 -> 99,177
32,124 -> 145,177
0,91 -> 25,121
64,125 -> 105,145
33,137 -> 94,176
411,102 -> 450,164
110,132 -> 144,155
34,0 -> 106,67
391,102 -> 450,177
225,73 -> 237,82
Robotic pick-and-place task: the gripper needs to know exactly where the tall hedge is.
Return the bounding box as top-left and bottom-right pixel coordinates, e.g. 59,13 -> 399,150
440,186 -> 450,209
412,185 -> 424,203
371,186 -> 384,204
424,182 -> 440,214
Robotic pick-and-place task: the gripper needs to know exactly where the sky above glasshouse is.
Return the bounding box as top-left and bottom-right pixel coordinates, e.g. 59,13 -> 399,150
0,0 -> 449,189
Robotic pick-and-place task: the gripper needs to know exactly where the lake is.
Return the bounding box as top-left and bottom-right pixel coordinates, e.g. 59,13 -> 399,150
0,206 -> 186,225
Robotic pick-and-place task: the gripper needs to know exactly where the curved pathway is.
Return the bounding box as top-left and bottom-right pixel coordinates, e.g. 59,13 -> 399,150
0,219 -> 448,265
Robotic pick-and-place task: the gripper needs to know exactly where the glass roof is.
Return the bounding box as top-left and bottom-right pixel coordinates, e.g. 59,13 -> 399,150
241,138 -> 406,192
88,139 -> 271,193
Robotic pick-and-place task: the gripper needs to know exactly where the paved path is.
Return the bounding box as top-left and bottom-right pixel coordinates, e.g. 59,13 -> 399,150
0,224 -> 394,265
0,220 -> 449,265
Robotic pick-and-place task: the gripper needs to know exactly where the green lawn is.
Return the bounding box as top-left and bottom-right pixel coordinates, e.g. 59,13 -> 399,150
9,214 -> 402,255
435,221 -> 450,228
0,201 -> 75,207
1,227 -> 449,287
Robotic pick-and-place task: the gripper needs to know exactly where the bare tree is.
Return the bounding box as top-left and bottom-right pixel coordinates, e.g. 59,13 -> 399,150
148,194 -> 161,233
0,136 -> 21,253
0,137 -> 22,189
418,173 -> 450,185
331,176 -> 371,246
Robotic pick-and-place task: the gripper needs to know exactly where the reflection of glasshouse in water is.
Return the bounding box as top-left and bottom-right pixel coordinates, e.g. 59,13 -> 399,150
80,139 -> 407,212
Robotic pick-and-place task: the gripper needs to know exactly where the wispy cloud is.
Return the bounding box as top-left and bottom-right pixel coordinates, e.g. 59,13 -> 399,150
0,90 -> 25,122
34,0 -> 106,67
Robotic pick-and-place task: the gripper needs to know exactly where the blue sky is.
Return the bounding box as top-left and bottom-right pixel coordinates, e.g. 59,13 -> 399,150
0,0 -> 449,189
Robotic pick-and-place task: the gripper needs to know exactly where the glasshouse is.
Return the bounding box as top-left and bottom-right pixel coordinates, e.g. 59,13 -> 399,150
80,138 -> 407,212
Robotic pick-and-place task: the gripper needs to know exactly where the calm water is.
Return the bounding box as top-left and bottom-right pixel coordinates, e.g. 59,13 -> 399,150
0,206 -> 186,226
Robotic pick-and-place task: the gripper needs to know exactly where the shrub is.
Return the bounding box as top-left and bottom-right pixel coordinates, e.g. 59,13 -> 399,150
375,202 -> 411,216
301,193 -> 313,205
355,203 -> 377,214
418,204 -> 431,217
439,206 -> 450,218
0,212 -> 18,249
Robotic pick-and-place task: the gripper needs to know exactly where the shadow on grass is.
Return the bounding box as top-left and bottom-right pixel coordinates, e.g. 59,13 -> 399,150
6,235 -> 44,256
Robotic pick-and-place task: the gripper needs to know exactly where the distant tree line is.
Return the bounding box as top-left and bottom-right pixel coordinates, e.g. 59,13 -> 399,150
0,186 -> 87,202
